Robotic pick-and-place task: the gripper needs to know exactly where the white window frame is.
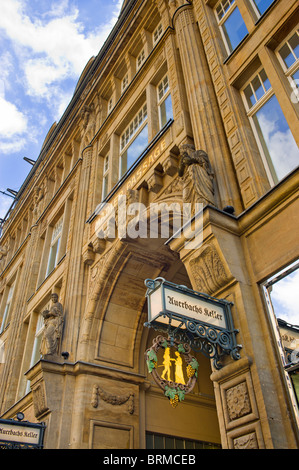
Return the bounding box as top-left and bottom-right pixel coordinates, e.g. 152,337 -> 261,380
0,280 -> 15,334
46,216 -> 63,277
242,67 -> 299,185
153,23 -> 163,45
262,261 -> 299,429
121,73 -> 129,93
214,0 -> 247,55
108,97 -> 113,114
119,103 -> 148,178
102,154 -> 109,200
137,49 -> 146,71
276,28 -> 299,99
157,74 -> 172,129
241,68 -> 278,185
249,0 -> 275,18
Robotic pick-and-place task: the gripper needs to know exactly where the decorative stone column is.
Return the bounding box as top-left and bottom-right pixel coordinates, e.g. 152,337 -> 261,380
167,0 -> 241,210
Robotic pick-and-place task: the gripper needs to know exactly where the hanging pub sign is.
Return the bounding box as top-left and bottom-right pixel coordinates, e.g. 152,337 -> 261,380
144,278 -> 241,371
145,335 -> 199,407
0,414 -> 46,449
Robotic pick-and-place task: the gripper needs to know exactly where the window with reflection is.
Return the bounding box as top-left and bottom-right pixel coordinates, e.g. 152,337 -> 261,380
242,68 -> 299,184
120,104 -> 148,178
157,74 -> 173,129
263,262 -> 299,411
0,280 -> 15,334
251,0 -> 275,16
277,29 -> 299,95
214,0 -> 248,55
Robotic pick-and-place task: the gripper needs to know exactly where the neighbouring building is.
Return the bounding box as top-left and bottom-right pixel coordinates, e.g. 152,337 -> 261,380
0,0 -> 298,449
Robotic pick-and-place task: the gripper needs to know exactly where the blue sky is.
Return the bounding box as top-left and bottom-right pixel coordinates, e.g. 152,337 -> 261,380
0,0 -> 122,219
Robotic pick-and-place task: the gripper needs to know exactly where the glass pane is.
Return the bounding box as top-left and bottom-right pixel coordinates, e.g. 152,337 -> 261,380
244,84 -> 256,108
289,32 -> 299,59
269,267 -> 299,326
279,43 -> 295,69
120,125 -> 148,177
252,74 -> 264,101
260,69 -> 271,91
222,7 -> 248,53
291,69 -> 299,88
253,94 -> 299,182
174,438 -> 184,449
165,437 -> 175,449
46,237 -> 60,275
153,434 -> 164,449
102,174 -> 108,200
160,94 -> 173,128
253,0 -> 274,15
146,433 -> 154,449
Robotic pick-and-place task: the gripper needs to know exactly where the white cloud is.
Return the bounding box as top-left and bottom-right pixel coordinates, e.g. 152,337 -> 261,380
0,0 -> 122,153
0,0 -> 122,95
0,96 -> 27,138
271,269 -> 299,326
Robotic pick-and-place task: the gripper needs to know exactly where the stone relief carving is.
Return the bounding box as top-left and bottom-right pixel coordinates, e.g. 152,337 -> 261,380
33,182 -> 45,220
32,382 -> 49,418
189,244 -> 228,295
178,144 -> 215,213
91,384 -> 135,414
80,104 -> 96,144
0,242 -> 9,272
226,382 -> 251,421
233,432 -> 258,449
40,293 -> 64,357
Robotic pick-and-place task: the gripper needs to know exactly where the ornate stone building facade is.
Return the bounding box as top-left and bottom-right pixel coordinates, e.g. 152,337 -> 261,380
0,0 -> 298,449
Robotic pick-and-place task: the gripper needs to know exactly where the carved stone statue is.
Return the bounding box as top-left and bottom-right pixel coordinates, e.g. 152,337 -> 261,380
178,144 -> 215,212
40,293 -> 64,357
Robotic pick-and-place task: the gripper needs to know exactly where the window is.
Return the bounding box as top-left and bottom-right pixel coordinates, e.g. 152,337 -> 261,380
121,73 -> 129,93
153,23 -> 163,45
102,154 -> 109,200
108,97 -> 113,114
0,281 -> 15,334
242,69 -> 299,184
120,104 -> 148,177
30,314 -> 44,367
25,313 -> 45,394
157,74 -> 173,128
146,432 -> 221,449
215,0 -> 248,54
46,217 -> 63,276
263,261 -> 299,415
137,49 -> 146,71
277,29 -> 299,96
251,0 -> 275,16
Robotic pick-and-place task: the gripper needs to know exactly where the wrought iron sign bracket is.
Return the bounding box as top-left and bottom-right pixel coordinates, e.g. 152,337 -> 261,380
144,277 -> 242,370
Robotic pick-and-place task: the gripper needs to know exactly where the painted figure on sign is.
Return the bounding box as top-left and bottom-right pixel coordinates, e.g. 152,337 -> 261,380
174,351 -> 186,384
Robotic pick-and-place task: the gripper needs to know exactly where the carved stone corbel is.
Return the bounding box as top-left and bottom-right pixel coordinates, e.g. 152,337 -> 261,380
162,153 -> 179,176
147,170 -> 163,194
82,244 -> 95,265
